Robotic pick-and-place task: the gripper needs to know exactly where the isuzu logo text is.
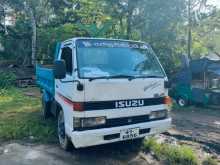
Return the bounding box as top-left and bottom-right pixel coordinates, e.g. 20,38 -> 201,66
115,100 -> 144,108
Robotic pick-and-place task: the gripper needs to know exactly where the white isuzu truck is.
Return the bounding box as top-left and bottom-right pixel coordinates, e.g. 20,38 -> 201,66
36,38 -> 172,150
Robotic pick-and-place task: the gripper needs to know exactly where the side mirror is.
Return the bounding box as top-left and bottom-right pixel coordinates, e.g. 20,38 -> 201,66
54,60 -> 66,79
164,81 -> 172,89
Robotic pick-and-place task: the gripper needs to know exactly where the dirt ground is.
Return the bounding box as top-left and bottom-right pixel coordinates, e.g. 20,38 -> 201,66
0,87 -> 220,164
169,107 -> 220,157
0,142 -> 153,165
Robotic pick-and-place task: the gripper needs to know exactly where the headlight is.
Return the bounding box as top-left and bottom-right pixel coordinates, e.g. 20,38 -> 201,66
73,117 -> 106,128
149,110 -> 168,120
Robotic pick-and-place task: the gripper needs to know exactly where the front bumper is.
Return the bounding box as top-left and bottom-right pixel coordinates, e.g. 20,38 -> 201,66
71,118 -> 171,148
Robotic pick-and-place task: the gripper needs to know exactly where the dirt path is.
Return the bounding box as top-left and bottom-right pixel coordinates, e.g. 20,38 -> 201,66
169,107 -> 220,156
0,142 -> 152,165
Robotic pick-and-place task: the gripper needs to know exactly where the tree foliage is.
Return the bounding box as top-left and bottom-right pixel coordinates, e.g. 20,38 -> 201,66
0,0 -> 219,73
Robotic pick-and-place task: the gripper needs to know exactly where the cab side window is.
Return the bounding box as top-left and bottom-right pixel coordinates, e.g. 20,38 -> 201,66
61,47 -> 73,74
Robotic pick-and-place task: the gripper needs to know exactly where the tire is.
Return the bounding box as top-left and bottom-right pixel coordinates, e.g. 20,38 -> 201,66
57,110 -> 73,151
41,96 -> 52,119
177,97 -> 188,107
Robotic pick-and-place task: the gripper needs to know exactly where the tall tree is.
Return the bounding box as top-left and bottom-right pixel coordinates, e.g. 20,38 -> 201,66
186,0 -> 210,59
0,4 -> 7,34
24,1 -> 36,66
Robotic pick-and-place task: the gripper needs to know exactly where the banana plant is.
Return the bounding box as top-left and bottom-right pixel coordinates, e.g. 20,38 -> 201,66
76,20 -> 113,37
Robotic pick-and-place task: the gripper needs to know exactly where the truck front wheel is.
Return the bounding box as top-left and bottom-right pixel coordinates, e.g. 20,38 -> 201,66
42,96 -> 52,119
57,110 -> 72,151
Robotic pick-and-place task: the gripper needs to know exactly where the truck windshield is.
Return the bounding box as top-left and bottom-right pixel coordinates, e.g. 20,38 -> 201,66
76,39 -> 165,79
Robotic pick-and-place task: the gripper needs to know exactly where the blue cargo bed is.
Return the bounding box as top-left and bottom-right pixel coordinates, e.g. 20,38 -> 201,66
36,64 -> 55,96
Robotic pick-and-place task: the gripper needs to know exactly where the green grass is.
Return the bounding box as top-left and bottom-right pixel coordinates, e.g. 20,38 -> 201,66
143,137 -> 198,165
0,88 -> 57,143
202,157 -> 218,165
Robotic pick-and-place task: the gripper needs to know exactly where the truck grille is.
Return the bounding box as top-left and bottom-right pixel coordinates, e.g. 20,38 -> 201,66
106,115 -> 149,127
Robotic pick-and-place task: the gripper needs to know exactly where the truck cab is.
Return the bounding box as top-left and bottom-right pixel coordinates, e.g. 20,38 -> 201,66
36,38 -> 172,149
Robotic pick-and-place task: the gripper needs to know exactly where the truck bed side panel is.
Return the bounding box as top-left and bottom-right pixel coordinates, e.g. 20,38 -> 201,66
36,65 -> 55,96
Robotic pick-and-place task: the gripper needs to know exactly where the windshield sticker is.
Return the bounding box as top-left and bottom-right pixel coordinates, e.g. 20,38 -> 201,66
78,40 -> 149,50
82,41 -> 92,47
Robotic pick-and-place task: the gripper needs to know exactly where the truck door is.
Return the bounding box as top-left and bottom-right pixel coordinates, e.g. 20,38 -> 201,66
55,43 -> 78,135
55,44 -> 75,102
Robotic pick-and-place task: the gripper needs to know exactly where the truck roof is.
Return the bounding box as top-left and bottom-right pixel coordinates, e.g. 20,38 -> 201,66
62,37 -> 147,45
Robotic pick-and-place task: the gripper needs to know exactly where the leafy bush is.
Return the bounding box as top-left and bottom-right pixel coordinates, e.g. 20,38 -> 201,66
0,72 -> 16,88
202,157 -> 218,165
143,137 -> 198,165
0,88 -> 7,95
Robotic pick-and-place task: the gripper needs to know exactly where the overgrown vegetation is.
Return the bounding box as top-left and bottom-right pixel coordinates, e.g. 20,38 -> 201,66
202,157 -> 218,165
1,0 -> 220,74
143,137 -> 198,165
0,72 -> 16,88
0,87 -> 56,143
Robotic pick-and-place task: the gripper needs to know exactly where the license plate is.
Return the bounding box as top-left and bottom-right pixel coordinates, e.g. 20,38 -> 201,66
120,128 -> 140,140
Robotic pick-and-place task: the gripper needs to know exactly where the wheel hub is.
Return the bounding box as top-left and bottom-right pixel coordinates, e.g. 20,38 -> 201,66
179,99 -> 185,106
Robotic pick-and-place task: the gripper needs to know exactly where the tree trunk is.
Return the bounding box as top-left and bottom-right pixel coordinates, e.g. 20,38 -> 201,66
187,0 -> 192,60
30,9 -> 36,66
24,2 -> 36,66
127,0 -> 132,40
119,16 -> 123,37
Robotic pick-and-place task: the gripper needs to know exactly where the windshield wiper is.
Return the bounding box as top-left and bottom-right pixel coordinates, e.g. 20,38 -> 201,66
110,74 -> 136,81
88,75 -> 136,81
142,75 -> 164,78
88,75 -> 164,81
89,76 -> 111,82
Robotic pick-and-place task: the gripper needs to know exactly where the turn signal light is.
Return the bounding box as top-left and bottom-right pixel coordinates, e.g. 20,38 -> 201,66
73,102 -> 84,111
164,96 -> 172,106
